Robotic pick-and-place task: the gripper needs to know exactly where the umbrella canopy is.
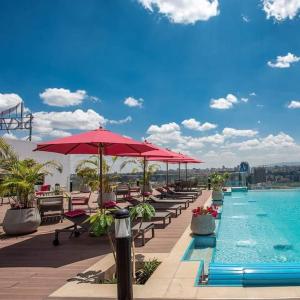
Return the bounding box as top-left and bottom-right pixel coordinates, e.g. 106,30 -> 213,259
34,127 -> 156,206
34,127 -> 154,155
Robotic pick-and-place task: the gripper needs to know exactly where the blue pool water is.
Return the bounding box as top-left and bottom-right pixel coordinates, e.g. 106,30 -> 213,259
213,190 -> 300,264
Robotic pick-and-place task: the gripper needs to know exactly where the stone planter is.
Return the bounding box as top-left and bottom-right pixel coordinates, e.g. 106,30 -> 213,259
3,207 -> 41,235
212,190 -> 224,201
190,214 -> 215,235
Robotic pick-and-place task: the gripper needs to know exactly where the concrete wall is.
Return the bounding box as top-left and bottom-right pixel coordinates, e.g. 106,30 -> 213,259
4,138 -> 71,190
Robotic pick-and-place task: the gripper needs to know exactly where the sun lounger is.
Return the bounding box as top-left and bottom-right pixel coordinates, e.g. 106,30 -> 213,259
37,194 -> 64,222
53,209 -> 91,245
150,194 -> 190,209
53,209 -> 156,246
132,222 -> 155,246
71,192 -> 92,212
155,188 -> 196,202
126,197 -> 173,226
164,186 -> 200,196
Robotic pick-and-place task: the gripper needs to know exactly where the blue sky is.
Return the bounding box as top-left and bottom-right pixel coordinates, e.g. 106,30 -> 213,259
1,0 -> 300,167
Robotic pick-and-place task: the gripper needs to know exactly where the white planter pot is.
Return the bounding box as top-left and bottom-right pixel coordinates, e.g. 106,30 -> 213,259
103,192 -> 117,203
190,214 -> 215,235
3,207 -> 41,235
212,190 -> 224,201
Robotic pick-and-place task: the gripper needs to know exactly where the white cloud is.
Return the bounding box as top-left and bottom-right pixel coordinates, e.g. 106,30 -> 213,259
262,0 -> 300,21
268,53 -> 300,68
250,92 -> 256,96
2,132 -> 17,140
108,116 -> 132,125
210,94 -> 238,110
241,97 -> 249,103
40,88 -> 88,107
181,118 -> 217,131
228,132 -> 295,151
33,109 -> 106,134
0,93 -> 23,111
124,97 -> 143,108
288,100 -> 300,108
147,122 -> 180,134
138,0 -> 219,24
222,127 -> 258,138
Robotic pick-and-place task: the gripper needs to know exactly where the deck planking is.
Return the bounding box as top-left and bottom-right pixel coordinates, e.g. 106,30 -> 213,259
0,190 -> 211,300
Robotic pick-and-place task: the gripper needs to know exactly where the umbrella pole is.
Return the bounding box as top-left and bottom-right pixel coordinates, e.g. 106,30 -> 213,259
166,162 -> 169,187
98,144 -> 103,208
178,162 -> 181,181
185,163 -> 188,182
143,157 -> 146,201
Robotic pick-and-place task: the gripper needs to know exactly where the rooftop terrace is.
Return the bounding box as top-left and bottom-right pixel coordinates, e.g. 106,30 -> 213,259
0,190 -> 211,300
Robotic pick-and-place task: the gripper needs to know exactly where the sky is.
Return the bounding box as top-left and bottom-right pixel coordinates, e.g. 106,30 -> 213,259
1,0 -> 300,168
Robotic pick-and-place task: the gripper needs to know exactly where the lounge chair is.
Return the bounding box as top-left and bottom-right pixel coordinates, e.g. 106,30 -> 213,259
150,194 -> 190,209
115,184 -> 130,199
155,188 -> 196,202
127,196 -> 183,217
126,198 -> 172,227
132,222 -> 155,246
71,192 -> 92,212
53,209 -> 156,246
53,209 -> 91,245
35,184 -> 51,196
37,194 -> 64,222
164,186 -> 200,197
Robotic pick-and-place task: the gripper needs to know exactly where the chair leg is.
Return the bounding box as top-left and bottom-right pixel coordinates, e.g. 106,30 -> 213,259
152,227 -> 155,238
142,231 -> 145,246
163,218 -> 166,228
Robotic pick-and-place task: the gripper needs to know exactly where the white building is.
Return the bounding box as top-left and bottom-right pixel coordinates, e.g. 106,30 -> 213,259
4,138 -> 71,190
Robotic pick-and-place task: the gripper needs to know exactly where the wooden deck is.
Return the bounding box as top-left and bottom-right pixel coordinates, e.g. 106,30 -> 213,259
0,190 -> 211,300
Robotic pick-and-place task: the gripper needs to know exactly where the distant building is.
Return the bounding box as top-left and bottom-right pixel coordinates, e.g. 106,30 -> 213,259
253,167 -> 266,184
239,161 -> 250,174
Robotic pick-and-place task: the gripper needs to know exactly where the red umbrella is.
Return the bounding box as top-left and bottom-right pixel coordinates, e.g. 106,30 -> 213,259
34,127 -> 156,206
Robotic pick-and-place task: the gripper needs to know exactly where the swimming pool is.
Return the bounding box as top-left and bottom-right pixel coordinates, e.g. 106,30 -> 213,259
185,190 -> 300,286
214,190 -> 300,264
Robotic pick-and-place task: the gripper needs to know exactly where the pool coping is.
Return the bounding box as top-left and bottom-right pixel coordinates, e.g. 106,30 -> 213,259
49,193 -> 300,299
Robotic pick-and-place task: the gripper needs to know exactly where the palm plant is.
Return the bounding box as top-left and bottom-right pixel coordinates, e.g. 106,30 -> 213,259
120,158 -> 160,190
75,155 -> 119,192
0,137 -> 62,209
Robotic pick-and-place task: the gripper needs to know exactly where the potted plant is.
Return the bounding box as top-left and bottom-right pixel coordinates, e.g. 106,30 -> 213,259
76,156 -> 118,204
0,139 -> 62,235
210,172 -> 229,202
190,206 -> 218,235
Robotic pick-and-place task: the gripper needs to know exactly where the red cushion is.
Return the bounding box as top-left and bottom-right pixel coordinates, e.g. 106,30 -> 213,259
65,209 -> 86,218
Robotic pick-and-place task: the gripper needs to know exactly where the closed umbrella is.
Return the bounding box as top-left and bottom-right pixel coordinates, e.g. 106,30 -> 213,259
34,127 -> 156,207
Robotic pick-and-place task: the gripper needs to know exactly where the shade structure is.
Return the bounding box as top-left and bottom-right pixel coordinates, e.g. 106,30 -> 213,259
34,127 -> 156,207
117,143 -> 179,199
